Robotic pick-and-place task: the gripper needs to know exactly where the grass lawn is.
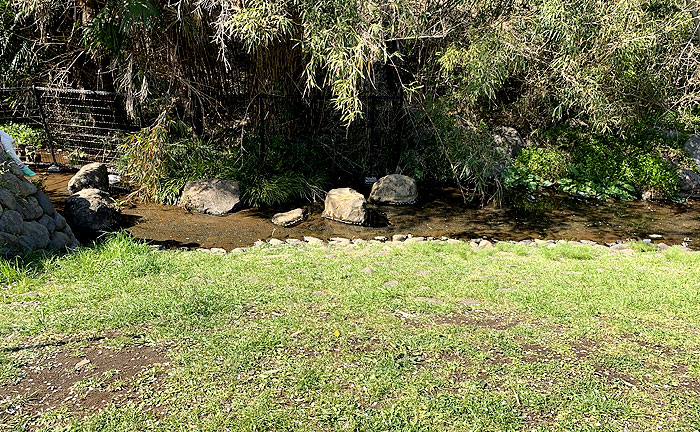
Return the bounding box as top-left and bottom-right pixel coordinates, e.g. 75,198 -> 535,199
1,235 -> 700,431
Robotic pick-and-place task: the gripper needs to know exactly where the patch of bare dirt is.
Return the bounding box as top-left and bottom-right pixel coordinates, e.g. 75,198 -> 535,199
1,338 -> 170,421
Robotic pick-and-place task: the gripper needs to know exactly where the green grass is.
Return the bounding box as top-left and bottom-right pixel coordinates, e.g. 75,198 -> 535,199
2,234 -> 700,431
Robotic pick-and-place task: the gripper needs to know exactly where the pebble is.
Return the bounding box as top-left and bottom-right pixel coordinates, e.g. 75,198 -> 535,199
303,236 -> 323,244
478,240 -> 493,249
329,237 -> 351,246
446,239 -> 462,244
392,234 -> 407,242
610,243 -> 630,251
374,236 -> 388,242
285,239 -> 303,246
210,248 -> 227,254
649,234 -> 663,239
230,248 -> 246,254
74,359 -> 90,369
405,236 -> 425,243
268,238 -> 285,246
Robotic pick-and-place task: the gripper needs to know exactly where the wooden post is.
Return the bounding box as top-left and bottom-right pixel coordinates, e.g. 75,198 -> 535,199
32,86 -> 57,165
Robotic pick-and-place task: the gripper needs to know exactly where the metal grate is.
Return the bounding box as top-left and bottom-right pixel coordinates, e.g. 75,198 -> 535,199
0,86 -> 138,168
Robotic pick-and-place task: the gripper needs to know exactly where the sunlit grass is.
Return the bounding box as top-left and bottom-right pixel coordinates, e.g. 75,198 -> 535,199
1,236 -> 699,431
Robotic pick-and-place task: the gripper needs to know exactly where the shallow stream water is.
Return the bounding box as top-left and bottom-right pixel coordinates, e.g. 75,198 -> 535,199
41,172 -> 700,249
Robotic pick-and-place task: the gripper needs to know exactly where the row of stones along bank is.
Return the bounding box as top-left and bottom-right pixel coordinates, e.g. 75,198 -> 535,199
157,235 -> 693,255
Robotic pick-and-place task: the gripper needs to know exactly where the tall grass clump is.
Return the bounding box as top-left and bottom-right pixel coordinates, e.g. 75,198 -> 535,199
119,120 -> 328,207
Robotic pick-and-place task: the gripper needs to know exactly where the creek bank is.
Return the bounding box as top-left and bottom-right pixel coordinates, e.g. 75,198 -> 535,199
37,171 -> 700,251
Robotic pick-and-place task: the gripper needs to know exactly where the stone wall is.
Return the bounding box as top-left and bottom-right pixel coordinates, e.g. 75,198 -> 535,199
0,161 -> 79,256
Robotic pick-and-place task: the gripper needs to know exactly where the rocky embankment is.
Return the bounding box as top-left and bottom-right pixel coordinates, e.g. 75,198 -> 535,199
0,161 -> 79,256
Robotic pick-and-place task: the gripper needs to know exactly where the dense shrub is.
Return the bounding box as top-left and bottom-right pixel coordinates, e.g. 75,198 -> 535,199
506,129 -> 681,200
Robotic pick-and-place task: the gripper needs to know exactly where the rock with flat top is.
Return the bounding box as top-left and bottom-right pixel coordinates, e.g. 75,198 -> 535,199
272,208 -> 306,227
179,179 -> 242,216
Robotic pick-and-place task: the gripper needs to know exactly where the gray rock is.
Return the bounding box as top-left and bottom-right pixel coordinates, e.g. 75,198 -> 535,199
210,248 -> 227,254
179,179 -> 242,216
35,191 -> 55,216
303,236 -> 323,244
48,231 -> 72,252
494,126 -> 526,160
285,238 -> 304,246
272,208 -> 306,227
38,214 -> 56,234
392,234 -> 407,242
0,232 -> 21,255
322,188 -> 367,225
369,174 -> 418,205
0,188 -> 17,210
684,135 -> 700,169
268,238 -> 285,246
0,210 -> 23,235
18,221 -> 50,251
65,188 -> 120,234
67,162 -> 109,194
18,196 -> 43,220
679,168 -> 700,197
0,172 -> 37,196
54,212 -> 67,230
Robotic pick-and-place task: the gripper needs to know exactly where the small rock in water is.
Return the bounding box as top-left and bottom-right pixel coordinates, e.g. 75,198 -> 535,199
642,239 -> 652,244
374,236 -> 388,242
47,165 -> 61,173
271,208 -> 307,227
648,234 -> 663,240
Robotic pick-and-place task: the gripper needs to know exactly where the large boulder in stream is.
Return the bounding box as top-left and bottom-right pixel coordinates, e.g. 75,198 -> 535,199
322,188 -> 367,225
65,188 -> 120,235
369,174 -> 418,205
0,160 -> 79,256
67,162 -> 109,194
179,179 -> 242,215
